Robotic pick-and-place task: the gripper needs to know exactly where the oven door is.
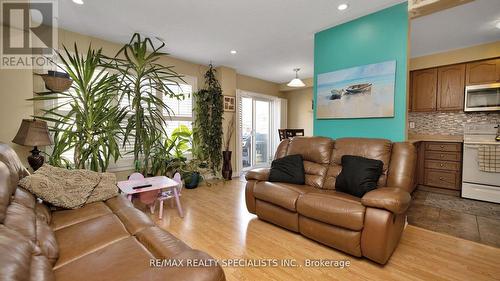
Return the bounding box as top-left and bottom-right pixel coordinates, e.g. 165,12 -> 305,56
462,143 -> 500,187
464,83 -> 500,112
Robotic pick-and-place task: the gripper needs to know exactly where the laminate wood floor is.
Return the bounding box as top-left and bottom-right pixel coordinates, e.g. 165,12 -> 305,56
138,179 -> 500,281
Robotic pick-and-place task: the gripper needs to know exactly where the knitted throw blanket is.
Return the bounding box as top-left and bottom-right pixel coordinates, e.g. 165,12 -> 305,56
18,164 -> 118,209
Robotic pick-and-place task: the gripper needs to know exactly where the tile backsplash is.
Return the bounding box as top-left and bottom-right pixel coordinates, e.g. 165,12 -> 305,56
408,112 -> 500,135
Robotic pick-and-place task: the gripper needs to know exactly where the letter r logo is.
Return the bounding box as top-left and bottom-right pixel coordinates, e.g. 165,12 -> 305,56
1,1 -> 56,55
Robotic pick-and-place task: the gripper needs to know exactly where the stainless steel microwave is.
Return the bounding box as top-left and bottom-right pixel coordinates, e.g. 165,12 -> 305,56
464,83 -> 500,112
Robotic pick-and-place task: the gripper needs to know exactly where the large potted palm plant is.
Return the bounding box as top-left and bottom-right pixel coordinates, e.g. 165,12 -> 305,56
107,33 -> 185,175
31,44 -> 127,172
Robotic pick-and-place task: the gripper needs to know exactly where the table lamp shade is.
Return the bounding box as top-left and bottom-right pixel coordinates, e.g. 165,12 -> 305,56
12,119 -> 53,147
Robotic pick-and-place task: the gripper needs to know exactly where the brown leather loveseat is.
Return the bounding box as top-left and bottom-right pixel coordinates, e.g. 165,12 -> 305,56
0,143 -> 225,281
245,137 -> 416,264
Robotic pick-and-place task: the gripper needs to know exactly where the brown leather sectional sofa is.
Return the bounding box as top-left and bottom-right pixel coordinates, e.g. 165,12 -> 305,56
0,144 -> 225,281
245,137 -> 416,264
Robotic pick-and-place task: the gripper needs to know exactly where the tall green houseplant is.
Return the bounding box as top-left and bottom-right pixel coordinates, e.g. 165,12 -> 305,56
32,44 -> 127,171
108,33 -> 185,174
193,64 -> 224,175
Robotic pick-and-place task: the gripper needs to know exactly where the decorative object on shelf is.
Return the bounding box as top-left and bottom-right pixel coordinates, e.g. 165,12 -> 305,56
12,119 -> 53,171
30,44 -> 126,172
38,70 -> 73,92
193,64 -> 224,176
223,95 -> 236,112
222,116 -> 235,180
107,33 -> 185,175
287,68 -> 306,88
317,60 -> 396,119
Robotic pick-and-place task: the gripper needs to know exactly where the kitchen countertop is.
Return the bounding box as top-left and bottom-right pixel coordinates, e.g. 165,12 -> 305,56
408,134 -> 463,144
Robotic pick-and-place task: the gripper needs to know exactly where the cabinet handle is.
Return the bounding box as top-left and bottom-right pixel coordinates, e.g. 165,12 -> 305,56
440,154 -> 444,158
440,163 -> 444,167
439,177 -> 444,180
440,145 -> 444,148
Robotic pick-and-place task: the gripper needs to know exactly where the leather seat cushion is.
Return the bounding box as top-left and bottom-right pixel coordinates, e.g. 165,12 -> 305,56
297,191 -> 365,231
54,237 -> 225,281
114,206 -> 155,235
51,202 -> 112,230
253,182 -> 316,211
36,216 -> 59,265
54,214 -> 129,268
54,237 -> 154,281
135,226 -> 191,259
4,201 -> 36,242
0,225 -> 55,281
0,162 -> 10,223
105,195 -> 134,213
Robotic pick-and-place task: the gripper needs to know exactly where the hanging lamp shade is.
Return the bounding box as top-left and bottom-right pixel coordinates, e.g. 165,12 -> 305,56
287,68 -> 305,87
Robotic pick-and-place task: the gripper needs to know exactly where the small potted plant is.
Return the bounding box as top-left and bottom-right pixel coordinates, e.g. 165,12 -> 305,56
181,159 -> 207,189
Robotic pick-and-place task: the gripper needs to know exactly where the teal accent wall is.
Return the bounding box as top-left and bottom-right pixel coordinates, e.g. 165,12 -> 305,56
313,3 -> 408,141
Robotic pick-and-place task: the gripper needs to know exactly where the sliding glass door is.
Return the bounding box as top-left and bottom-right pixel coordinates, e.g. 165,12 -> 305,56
240,95 -> 272,172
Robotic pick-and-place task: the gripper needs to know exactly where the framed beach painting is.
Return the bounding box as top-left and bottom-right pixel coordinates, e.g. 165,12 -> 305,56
316,60 -> 396,119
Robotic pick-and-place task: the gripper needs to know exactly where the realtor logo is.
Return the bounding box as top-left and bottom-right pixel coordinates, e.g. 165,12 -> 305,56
0,0 -> 57,68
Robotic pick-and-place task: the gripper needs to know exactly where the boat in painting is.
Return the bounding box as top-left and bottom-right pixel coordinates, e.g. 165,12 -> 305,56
344,83 -> 372,94
329,83 -> 372,100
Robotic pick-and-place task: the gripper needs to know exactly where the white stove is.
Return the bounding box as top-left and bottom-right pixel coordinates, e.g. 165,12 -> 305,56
462,123 -> 500,204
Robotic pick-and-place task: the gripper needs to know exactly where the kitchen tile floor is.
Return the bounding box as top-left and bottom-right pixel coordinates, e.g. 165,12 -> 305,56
407,190 -> 500,248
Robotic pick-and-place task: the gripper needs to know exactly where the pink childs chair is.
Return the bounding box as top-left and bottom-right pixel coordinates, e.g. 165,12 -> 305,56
129,173 -> 159,214
157,172 -> 183,219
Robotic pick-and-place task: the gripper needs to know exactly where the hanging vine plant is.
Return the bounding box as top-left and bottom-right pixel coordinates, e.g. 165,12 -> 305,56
193,64 -> 224,176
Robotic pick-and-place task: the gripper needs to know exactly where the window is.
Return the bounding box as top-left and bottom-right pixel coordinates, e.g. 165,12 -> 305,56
111,76 -> 196,171
163,81 -> 194,133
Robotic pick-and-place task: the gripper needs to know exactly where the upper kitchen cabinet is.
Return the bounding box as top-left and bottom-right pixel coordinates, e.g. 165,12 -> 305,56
465,58 -> 500,85
437,64 -> 465,111
411,68 -> 437,112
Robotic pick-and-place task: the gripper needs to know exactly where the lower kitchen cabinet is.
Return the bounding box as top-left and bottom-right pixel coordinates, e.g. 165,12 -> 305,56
416,141 -> 463,192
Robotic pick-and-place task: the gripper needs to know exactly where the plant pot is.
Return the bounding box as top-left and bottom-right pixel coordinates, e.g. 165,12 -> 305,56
222,150 -> 232,180
42,74 -> 72,92
48,70 -> 70,78
184,172 -> 200,189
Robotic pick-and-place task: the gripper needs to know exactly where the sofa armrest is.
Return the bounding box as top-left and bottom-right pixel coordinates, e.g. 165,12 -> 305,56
361,187 -> 411,214
245,168 -> 270,181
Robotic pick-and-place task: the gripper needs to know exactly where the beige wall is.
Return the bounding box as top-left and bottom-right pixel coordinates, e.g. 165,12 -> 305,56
0,69 -> 35,167
0,26 -> 281,179
236,74 -> 282,98
284,88 -> 314,136
410,40 -> 500,70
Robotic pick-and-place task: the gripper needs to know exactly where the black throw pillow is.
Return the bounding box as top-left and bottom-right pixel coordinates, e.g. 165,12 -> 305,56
335,155 -> 383,198
268,154 -> 305,185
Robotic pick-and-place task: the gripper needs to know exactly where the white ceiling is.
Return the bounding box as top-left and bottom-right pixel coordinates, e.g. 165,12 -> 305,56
410,0 -> 500,58
55,0 -> 404,83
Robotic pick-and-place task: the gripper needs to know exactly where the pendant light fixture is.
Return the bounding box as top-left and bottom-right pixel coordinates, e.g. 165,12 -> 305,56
287,68 -> 306,88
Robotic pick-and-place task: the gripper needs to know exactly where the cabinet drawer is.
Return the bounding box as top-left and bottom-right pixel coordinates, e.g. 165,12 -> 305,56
424,142 -> 461,152
424,169 -> 460,190
424,160 -> 460,171
425,151 -> 461,162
